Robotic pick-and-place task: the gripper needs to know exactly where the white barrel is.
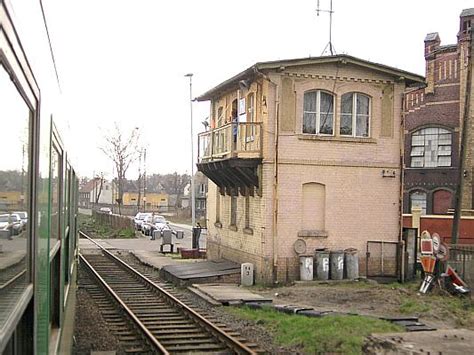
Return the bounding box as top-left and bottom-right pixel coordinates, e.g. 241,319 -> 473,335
299,255 -> 314,281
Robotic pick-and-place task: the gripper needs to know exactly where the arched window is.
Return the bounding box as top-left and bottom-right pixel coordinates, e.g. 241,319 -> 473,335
410,127 -> 452,168
410,190 -> 427,215
302,183 -> 326,230
433,190 -> 452,214
303,90 -> 334,135
340,93 -> 370,137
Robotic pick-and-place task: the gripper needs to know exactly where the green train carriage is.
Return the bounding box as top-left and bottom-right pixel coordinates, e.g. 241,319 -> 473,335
0,0 -> 79,353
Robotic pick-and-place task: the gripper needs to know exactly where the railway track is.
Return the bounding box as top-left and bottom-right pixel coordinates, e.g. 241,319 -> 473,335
79,231 -> 258,354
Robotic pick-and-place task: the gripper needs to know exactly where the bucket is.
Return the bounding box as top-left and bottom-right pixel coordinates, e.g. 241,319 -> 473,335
330,250 -> 344,280
299,255 -> 314,281
314,249 -> 330,280
344,248 -> 359,280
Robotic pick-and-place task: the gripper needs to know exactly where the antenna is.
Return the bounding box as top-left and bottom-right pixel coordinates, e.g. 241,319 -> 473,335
316,0 -> 336,56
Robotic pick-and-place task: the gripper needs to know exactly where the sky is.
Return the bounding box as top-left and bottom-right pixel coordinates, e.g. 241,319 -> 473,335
35,0 -> 473,180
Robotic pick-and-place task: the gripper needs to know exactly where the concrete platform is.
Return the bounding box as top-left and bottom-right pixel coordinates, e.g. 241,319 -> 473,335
189,283 -> 273,305
160,260 -> 241,286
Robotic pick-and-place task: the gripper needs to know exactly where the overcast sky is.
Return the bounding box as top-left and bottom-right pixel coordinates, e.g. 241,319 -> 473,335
38,0 -> 472,180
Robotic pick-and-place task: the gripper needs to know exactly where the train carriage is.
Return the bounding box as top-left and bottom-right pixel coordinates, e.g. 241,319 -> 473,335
0,1 -> 78,354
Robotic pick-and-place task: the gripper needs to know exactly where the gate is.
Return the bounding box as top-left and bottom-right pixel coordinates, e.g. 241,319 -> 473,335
366,241 -> 399,279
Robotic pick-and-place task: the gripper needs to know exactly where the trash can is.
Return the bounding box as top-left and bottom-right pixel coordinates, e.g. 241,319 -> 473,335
314,249 -> 330,280
344,248 -> 359,280
299,255 -> 314,281
330,250 -> 344,280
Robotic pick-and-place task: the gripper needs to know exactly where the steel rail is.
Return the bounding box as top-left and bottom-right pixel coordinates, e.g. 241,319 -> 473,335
79,253 -> 169,354
79,230 -> 256,354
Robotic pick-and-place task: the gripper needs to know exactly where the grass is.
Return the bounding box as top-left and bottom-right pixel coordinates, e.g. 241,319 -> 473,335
226,306 -> 403,354
77,214 -> 136,239
399,298 -> 431,314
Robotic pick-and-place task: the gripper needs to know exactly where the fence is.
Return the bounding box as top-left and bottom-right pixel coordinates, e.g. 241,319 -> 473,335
448,245 -> 474,287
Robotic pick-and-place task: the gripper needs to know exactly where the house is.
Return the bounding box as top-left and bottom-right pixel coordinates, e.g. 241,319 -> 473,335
122,192 -> 169,211
404,8 -> 474,215
78,178 -> 115,207
196,54 -> 424,283
181,172 -> 208,218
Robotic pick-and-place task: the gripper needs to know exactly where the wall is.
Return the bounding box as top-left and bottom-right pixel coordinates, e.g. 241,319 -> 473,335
92,210 -> 134,230
403,213 -> 474,244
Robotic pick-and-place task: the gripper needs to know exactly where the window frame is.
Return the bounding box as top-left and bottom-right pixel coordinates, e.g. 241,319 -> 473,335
340,92 -> 371,138
409,190 -> 427,215
410,127 -> 452,168
302,90 -> 335,136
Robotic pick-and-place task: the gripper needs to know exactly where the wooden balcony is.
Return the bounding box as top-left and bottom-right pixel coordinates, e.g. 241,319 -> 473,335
197,122 -> 262,196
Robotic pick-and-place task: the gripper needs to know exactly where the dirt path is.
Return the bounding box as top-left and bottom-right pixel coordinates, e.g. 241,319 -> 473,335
251,280 -> 474,330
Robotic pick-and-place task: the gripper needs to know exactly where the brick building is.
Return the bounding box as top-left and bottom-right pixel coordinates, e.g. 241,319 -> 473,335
197,55 -> 423,283
404,9 -> 474,215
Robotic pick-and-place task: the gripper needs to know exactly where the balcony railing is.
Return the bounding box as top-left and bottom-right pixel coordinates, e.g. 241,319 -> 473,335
198,122 -> 262,163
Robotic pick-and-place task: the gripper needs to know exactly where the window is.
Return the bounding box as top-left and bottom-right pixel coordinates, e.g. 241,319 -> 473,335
230,195 -> 237,226
245,195 -> 250,229
410,191 -> 427,215
302,183 -> 326,230
340,93 -> 370,137
433,190 -> 452,215
215,190 -> 221,224
410,127 -> 452,168
303,90 -> 334,135
0,63 -> 31,330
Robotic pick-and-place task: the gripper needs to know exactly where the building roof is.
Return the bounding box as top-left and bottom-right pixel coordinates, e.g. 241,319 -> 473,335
424,32 -> 440,42
79,179 -> 96,193
461,8 -> 474,17
196,54 -> 425,101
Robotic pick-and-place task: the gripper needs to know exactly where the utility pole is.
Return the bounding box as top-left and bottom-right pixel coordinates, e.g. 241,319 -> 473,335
143,148 -> 147,212
452,31 -> 473,245
185,73 -> 196,228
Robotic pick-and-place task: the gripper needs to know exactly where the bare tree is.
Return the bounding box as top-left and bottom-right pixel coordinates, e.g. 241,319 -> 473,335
94,172 -> 106,204
100,123 -> 140,214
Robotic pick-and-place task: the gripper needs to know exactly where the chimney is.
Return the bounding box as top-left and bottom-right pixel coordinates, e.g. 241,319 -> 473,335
424,33 -> 440,94
458,8 -> 474,43
424,32 -> 440,59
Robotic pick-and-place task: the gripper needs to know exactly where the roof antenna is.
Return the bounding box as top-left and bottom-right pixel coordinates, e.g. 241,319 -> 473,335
316,0 -> 336,56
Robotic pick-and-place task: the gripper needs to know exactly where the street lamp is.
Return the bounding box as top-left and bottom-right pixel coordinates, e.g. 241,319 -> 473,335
185,73 -> 196,229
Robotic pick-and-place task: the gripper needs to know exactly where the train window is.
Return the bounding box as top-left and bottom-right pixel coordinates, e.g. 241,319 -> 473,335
50,145 -> 61,248
0,64 -> 31,330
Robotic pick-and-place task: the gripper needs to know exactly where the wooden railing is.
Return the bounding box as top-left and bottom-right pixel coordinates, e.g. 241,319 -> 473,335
198,122 -> 262,162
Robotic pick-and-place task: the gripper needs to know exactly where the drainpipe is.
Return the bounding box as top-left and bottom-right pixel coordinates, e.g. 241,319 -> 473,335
255,67 -> 280,283
400,90 -> 406,283
271,80 -> 280,284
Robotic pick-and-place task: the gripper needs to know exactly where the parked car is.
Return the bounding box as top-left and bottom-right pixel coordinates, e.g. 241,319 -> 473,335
141,214 -> 155,236
134,212 -> 152,231
13,211 -> 28,230
147,215 -> 172,239
9,214 -> 23,235
99,207 -> 112,215
0,214 -> 13,237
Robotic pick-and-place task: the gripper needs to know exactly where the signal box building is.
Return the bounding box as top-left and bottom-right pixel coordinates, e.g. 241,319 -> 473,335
404,9 -> 474,215
197,55 -> 423,283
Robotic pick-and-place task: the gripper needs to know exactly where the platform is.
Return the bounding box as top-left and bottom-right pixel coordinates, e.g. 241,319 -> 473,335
160,259 -> 241,286
189,283 -> 272,305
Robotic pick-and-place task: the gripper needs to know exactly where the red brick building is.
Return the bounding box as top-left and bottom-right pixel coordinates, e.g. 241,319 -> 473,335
404,9 -> 474,215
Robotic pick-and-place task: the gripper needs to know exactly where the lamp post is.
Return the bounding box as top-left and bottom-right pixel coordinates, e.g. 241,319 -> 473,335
185,73 -> 196,228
